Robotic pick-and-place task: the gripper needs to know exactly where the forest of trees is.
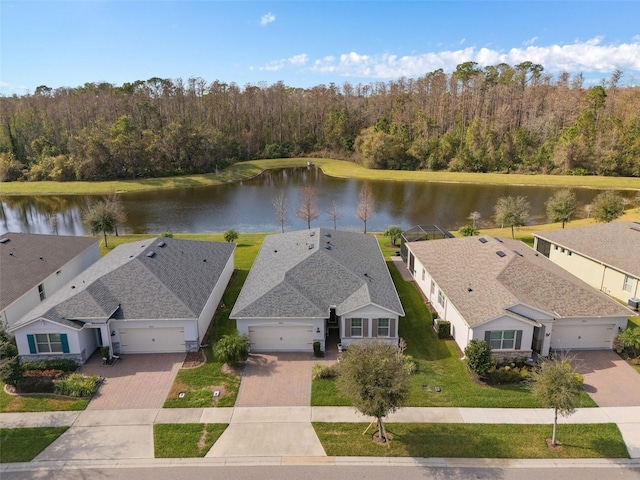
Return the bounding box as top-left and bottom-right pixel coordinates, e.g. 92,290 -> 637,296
1,62 -> 639,182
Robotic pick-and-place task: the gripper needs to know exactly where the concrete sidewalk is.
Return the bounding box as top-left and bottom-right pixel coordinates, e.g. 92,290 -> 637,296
3,406 -> 640,460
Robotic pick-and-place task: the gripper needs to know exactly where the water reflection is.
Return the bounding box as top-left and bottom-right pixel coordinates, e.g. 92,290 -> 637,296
0,168 -> 634,235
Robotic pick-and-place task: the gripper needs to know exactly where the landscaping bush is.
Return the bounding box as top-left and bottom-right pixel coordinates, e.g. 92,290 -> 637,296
437,320 -> 451,339
21,359 -> 77,373
464,339 -> 493,377
402,354 -> 418,375
214,332 -> 250,367
17,375 -> 54,393
312,363 -> 339,380
54,373 -> 100,397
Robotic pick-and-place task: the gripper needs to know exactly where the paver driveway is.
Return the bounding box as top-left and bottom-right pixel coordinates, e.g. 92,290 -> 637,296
571,350 -> 640,407
79,352 -> 185,409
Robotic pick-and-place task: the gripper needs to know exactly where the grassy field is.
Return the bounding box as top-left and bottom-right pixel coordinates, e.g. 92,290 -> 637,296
313,423 -> 628,458
154,424 -> 227,457
0,383 -> 90,413
0,427 -> 69,462
2,158 -> 639,196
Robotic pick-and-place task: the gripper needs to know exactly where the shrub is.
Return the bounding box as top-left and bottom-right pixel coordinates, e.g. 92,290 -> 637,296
312,363 -> 339,380
402,355 -> 418,375
437,320 -> 451,339
17,376 -> 54,393
464,339 -> 493,377
214,332 -> 250,367
161,231 -> 174,238
21,359 -> 77,372
54,373 -> 100,397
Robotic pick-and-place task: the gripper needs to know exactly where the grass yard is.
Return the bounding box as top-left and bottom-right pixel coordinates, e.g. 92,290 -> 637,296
0,427 -> 69,462
154,423 -> 227,458
2,158 -> 638,196
0,382 -> 90,412
312,423 -> 628,458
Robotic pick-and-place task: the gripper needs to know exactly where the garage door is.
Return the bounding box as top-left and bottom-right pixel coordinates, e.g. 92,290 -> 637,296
248,325 -> 314,352
550,324 -> 615,351
119,327 -> 185,353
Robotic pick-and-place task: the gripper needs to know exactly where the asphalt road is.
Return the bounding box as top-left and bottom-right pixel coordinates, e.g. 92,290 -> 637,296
4,465 -> 640,480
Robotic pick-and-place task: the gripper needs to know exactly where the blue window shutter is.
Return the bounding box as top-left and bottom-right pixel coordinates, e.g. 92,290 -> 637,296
515,330 -> 523,350
61,334 -> 70,353
390,318 -> 396,338
484,331 -> 491,344
363,319 -> 368,337
27,334 -> 37,354
345,319 -> 351,337
372,319 -> 378,338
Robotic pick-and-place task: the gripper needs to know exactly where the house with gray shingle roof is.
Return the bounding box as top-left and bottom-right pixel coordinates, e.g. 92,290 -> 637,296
406,236 -> 632,357
9,238 -> 235,364
231,228 -> 404,352
534,222 -> 640,307
1,233 -> 100,331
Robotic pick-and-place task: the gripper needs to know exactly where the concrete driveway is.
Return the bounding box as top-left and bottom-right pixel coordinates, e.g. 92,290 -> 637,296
570,350 -> 640,407
79,352 -> 185,409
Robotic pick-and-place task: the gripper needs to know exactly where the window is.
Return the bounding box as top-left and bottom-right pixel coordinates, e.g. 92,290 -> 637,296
623,275 -> 635,293
489,330 -> 515,350
35,333 -> 63,353
422,268 -> 425,281
377,319 -> 390,337
38,283 -> 46,301
430,280 -> 435,296
438,289 -> 445,307
351,318 -> 362,337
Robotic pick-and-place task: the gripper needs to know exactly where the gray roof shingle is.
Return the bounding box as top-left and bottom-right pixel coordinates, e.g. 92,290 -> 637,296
408,236 -> 632,327
535,222 -> 640,278
9,238 -> 235,331
0,233 -> 98,310
231,229 -> 404,319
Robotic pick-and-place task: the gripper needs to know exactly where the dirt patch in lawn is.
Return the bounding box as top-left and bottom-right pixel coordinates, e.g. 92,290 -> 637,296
208,385 -> 227,405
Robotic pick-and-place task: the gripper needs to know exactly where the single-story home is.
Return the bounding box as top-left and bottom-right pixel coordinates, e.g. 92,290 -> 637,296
406,235 -> 633,358
534,222 -> 640,308
9,238 -> 235,364
231,228 -> 404,352
1,232 -> 100,330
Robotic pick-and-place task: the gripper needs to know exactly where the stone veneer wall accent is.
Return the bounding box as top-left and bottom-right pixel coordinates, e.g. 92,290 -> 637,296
19,353 -> 85,366
185,340 -> 199,353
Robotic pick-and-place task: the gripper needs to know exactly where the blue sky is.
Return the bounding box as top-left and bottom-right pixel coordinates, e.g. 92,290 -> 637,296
2,1 -> 640,95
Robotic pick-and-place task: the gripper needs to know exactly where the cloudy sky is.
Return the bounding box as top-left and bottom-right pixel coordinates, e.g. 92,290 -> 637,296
2,1 -> 639,95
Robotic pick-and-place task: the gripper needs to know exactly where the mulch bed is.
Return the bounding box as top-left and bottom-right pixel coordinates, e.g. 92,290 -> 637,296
182,350 -> 207,369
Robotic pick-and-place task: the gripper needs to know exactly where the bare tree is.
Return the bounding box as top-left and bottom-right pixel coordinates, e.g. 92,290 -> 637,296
356,185 -> 375,233
273,190 -> 288,233
467,211 -> 481,228
326,200 -> 342,230
296,185 -> 319,229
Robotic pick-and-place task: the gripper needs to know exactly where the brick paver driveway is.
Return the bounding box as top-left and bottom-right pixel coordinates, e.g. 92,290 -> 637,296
571,350 -> 640,407
236,352 -> 336,406
79,352 -> 185,409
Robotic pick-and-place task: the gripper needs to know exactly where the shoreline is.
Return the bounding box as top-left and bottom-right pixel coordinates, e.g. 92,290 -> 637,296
1,158 -> 639,196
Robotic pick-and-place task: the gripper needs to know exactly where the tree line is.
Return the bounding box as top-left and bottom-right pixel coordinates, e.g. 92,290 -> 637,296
2,63 -> 639,182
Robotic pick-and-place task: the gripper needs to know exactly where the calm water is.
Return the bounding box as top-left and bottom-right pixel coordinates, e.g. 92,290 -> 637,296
0,167 -> 634,236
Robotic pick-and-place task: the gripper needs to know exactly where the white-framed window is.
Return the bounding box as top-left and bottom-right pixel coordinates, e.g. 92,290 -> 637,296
623,275 -> 635,293
430,280 -> 435,296
489,330 -> 515,350
38,283 -> 46,301
422,268 -> 425,281
438,289 -> 445,307
377,318 -> 390,337
35,333 -> 63,353
351,318 -> 363,337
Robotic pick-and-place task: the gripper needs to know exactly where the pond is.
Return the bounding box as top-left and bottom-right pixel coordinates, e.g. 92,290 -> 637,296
0,167 -> 634,236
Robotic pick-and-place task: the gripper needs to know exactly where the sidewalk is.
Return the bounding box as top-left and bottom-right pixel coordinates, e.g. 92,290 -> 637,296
3,406 -> 640,460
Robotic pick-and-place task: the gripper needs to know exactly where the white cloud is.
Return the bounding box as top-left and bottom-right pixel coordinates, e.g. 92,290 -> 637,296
261,12 -> 275,26
306,37 -> 640,79
257,54 -> 309,72
0,81 -> 29,95
524,37 -> 538,46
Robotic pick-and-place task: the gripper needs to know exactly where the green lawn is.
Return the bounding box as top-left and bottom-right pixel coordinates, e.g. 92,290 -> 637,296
2,157 -> 638,196
0,382 -> 90,413
0,427 -> 69,462
154,424 -> 227,457
313,423 -> 628,458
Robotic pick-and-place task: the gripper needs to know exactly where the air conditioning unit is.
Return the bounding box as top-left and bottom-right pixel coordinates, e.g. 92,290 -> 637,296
629,297 -> 639,311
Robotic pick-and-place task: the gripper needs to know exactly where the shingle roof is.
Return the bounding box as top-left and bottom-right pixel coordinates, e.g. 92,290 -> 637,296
407,236 -> 632,328
0,233 -> 98,311
231,229 -> 404,319
534,222 -> 640,278
9,238 -> 235,331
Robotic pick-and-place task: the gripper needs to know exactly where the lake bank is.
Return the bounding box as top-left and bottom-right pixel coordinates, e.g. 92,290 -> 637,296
1,158 -> 639,196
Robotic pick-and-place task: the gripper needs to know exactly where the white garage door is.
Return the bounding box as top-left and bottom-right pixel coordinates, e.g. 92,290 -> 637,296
248,325 -> 314,352
119,327 -> 185,353
550,324 -> 615,351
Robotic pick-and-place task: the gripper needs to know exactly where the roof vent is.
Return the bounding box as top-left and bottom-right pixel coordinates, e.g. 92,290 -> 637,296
157,241 -> 166,247
308,243 -> 314,250
478,238 -> 488,244
0,238 -> 10,244
496,251 -> 507,258
39,256 -> 44,260
325,233 -> 331,238
146,251 -> 156,258
326,245 -> 332,250
203,259 -> 207,263
514,251 -> 523,257
496,238 -> 503,243
310,231 -> 316,237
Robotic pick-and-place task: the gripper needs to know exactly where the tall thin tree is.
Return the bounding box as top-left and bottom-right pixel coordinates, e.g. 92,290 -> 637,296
273,190 -> 288,233
296,185 -> 319,229
327,200 -> 342,230
356,185 -> 375,233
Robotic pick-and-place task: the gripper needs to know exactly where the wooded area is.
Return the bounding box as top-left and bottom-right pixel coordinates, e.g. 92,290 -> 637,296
1,62 -> 639,182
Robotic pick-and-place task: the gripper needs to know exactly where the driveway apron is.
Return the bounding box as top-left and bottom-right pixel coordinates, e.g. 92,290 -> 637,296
79,352 -> 185,409
570,350 -> 640,407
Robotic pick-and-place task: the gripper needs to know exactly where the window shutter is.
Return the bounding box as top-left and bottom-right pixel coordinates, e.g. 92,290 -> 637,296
515,330 -> 522,350
390,318 -> 396,338
363,319 -> 368,337
27,334 -> 37,354
345,319 -> 351,338
61,334 -> 70,353
372,319 -> 378,337
484,331 -> 491,344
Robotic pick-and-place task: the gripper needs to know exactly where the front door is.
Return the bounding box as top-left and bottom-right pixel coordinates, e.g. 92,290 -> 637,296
532,325 -> 545,354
